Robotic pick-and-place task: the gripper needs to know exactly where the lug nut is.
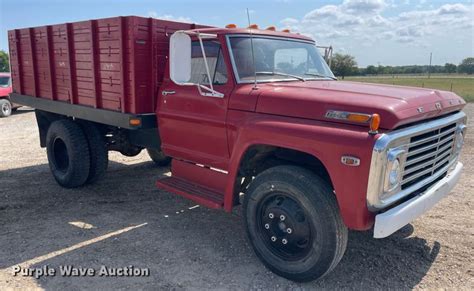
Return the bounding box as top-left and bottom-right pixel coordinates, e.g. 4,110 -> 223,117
286,228 -> 292,234
264,223 -> 270,229
269,213 -> 274,219
271,236 -> 277,242
280,215 -> 286,221
282,238 -> 288,245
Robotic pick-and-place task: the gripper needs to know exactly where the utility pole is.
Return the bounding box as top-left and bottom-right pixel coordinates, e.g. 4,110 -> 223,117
428,52 -> 432,79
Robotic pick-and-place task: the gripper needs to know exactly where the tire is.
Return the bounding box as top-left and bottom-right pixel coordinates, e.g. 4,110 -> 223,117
243,165 -> 348,282
147,148 -> 171,166
46,119 -> 91,188
0,99 -> 12,117
79,122 -> 108,184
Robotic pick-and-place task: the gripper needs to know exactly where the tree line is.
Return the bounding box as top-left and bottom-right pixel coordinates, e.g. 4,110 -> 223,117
331,53 -> 474,79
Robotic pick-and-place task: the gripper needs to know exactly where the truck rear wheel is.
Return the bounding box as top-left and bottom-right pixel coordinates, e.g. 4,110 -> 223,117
243,165 -> 348,282
147,148 -> 171,166
46,119 -> 91,188
80,122 -> 108,184
0,99 -> 12,117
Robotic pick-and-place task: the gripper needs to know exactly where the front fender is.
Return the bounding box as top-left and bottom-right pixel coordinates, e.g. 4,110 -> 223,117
225,111 -> 379,230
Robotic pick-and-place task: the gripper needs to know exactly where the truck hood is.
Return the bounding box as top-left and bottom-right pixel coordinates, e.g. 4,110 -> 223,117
255,81 -> 466,129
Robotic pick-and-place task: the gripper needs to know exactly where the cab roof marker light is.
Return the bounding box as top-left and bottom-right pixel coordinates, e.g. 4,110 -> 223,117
248,24 -> 259,29
265,26 -> 276,31
282,29 -> 291,33
225,24 -> 237,29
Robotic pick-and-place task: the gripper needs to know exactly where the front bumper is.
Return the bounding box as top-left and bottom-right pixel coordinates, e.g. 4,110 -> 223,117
373,161 -> 463,238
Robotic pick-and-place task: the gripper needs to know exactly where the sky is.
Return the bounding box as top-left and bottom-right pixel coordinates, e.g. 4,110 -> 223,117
0,0 -> 472,67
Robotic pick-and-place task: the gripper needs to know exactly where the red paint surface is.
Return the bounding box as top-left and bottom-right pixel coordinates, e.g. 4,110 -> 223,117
8,16 -> 209,113
10,16 -> 467,231
0,73 -> 13,98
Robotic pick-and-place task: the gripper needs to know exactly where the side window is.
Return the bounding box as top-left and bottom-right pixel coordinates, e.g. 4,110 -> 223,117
274,48 -> 308,75
190,41 -> 228,85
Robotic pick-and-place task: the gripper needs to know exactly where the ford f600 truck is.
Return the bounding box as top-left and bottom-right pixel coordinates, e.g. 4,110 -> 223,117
8,16 -> 467,282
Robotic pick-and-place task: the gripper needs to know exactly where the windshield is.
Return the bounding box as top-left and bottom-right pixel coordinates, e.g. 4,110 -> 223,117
0,76 -> 10,87
228,36 -> 335,83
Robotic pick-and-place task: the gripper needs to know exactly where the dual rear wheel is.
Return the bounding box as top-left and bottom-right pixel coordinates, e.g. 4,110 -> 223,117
46,119 -> 107,188
45,119 -> 170,188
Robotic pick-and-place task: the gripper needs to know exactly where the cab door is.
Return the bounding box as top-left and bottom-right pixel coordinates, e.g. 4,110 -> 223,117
158,40 -> 233,170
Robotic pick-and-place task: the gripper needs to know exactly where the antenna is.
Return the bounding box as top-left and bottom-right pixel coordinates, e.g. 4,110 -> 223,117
246,8 -> 258,90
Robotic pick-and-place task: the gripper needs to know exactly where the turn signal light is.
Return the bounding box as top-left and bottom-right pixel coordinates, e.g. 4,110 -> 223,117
282,29 -> 291,33
370,114 -> 381,133
346,113 -> 371,123
225,24 -> 237,29
248,24 -> 259,29
325,110 -> 381,134
265,26 -> 276,31
129,118 -> 141,126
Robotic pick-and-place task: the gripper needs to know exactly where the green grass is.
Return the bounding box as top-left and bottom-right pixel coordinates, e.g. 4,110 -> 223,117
345,76 -> 474,102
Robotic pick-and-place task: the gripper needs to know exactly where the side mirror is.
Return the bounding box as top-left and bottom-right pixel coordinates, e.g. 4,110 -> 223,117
169,31 -> 191,84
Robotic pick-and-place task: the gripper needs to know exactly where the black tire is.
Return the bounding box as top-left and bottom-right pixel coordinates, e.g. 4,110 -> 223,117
46,119 -> 91,188
147,148 -> 171,166
79,122 -> 108,184
0,99 -> 12,117
243,165 -> 348,282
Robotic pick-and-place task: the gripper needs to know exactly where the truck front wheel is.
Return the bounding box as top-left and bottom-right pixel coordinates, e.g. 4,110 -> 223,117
243,165 -> 348,282
0,99 -> 12,117
46,119 -> 91,188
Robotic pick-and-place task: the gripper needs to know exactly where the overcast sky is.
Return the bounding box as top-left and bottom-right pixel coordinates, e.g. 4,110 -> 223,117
0,0 -> 472,67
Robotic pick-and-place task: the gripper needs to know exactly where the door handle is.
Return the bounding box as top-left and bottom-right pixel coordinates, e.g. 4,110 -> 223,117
162,90 -> 176,96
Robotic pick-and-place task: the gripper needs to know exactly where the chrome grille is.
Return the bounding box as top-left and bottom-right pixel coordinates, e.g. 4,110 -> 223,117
401,122 -> 457,189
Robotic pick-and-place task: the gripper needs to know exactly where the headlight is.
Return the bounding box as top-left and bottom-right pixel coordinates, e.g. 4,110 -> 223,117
388,159 -> 401,187
455,131 -> 464,152
382,147 -> 407,195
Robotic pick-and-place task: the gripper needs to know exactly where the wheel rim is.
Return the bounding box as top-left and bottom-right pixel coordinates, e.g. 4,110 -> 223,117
52,137 -> 69,173
256,193 -> 313,261
1,102 -> 11,115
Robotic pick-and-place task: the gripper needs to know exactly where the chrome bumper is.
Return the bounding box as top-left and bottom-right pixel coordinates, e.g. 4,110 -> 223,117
373,161 -> 463,238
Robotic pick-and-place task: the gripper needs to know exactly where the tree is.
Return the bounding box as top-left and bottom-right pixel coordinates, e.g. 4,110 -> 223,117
0,50 -> 9,72
331,53 -> 357,79
444,63 -> 457,74
365,65 -> 377,75
458,57 -> 474,74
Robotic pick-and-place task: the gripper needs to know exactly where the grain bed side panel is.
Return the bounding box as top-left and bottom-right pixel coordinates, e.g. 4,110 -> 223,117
51,24 -> 74,102
7,16 -> 210,115
8,30 -> 22,94
71,20 -> 95,108
17,28 -> 36,97
32,26 -> 53,100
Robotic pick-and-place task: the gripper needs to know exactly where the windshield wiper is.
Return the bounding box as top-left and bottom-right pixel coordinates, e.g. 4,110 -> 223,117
255,71 -> 306,82
304,73 -> 337,80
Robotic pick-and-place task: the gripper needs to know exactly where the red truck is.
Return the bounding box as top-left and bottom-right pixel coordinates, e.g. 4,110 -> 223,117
8,16 -> 467,282
0,72 -> 18,117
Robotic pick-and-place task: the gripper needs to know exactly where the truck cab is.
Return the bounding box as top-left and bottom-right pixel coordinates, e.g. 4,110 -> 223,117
157,26 -> 467,281
8,18 -> 467,282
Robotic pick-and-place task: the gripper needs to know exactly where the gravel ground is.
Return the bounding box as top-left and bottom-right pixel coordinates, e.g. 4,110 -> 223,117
0,106 -> 473,290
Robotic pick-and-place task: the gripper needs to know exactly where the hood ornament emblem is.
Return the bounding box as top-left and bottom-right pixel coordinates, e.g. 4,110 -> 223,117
435,102 -> 442,110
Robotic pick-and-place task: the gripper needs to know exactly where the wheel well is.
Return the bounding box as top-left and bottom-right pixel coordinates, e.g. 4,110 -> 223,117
233,145 -> 334,203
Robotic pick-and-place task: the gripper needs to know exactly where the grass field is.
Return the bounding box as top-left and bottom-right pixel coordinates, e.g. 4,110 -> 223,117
345,76 -> 474,102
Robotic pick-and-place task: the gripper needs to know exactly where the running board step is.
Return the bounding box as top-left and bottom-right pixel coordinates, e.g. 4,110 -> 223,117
156,177 -> 224,209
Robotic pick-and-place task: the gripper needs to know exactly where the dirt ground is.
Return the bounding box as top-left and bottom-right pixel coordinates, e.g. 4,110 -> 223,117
0,105 -> 473,290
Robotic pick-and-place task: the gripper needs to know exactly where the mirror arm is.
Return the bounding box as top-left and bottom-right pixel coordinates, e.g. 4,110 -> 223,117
197,32 -> 215,93
197,84 -> 224,98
